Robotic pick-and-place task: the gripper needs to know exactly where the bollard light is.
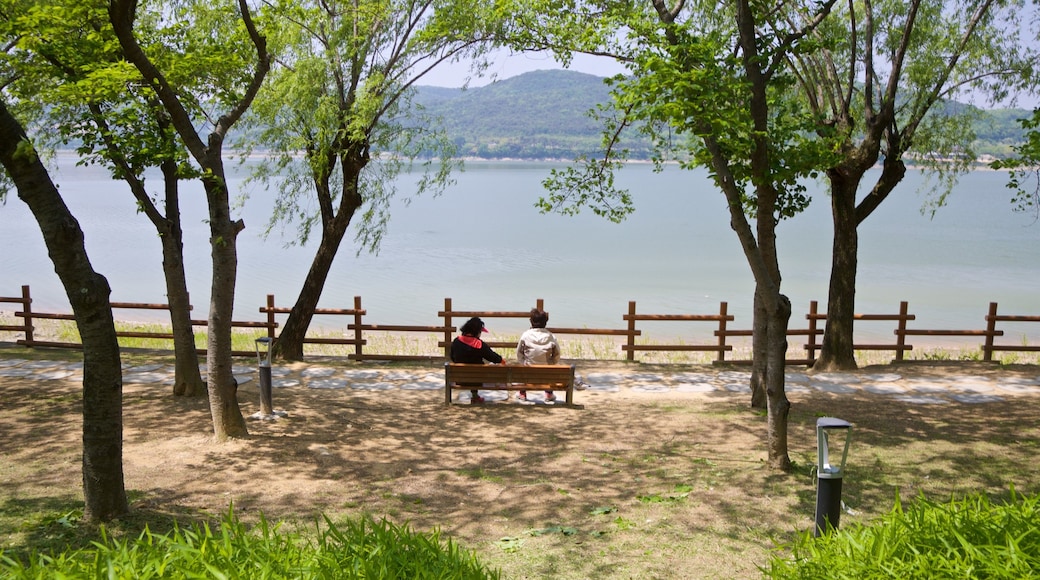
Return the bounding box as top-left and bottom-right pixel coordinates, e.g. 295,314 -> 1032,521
251,337 -> 287,420
256,336 -> 275,369
814,417 -> 852,536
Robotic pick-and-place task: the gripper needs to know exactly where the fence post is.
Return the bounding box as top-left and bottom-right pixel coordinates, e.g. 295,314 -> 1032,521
625,301 -> 637,361
806,300 -> 820,363
443,297 -> 453,359
895,301 -> 909,362
20,285 -> 34,347
265,294 -> 277,339
983,302 -> 999,362
716,302 -> 728,363
353,296 -> 364,360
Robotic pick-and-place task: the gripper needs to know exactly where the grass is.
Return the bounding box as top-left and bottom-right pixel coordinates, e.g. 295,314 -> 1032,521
765,488 -> 1040,578
0,510 -> 499,579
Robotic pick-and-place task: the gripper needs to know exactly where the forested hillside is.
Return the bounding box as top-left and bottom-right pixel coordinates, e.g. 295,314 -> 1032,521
412,69 -> 1032,161
412,70 -> 653,159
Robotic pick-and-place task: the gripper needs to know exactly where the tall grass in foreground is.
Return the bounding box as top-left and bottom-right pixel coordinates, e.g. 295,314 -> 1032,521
0,510 -> 498,580
765,488 -> 1040,579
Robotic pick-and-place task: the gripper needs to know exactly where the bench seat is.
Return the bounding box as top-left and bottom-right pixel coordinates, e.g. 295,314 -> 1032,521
444,362 -> 576,405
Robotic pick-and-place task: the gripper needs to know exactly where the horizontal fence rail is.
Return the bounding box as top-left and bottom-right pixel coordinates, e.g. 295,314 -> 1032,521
0,286 -> 275,357
2,285 -> 1039,365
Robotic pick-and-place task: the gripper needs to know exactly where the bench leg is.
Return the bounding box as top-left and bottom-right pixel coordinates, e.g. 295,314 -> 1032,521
566,385 -> 573,406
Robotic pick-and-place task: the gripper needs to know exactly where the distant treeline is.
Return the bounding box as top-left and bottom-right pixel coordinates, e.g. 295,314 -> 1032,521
411,69 -> 1033,161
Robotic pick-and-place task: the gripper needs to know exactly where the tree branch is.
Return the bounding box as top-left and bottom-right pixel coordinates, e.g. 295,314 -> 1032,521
213,0 -> 271,140
108,0 -> 207,160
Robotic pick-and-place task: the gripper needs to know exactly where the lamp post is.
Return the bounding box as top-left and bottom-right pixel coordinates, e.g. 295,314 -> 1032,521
251,337 -> 287,420
814,417 -> 852,536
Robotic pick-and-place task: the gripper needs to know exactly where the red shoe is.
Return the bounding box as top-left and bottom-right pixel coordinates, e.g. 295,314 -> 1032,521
544,392 -> 557,403
471,394 -> 485,404
518,390 -> 528,402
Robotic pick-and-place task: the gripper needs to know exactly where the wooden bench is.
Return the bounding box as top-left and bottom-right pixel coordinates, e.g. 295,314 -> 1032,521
444,362 -> 576,405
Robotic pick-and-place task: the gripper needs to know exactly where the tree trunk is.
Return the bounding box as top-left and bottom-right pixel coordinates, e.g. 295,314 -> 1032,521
274,158 -> 365,362
203,170 -> 248,440
78,292 -> 128,522
0,101 -> 128,522
765,293 -> 792,470
815,173 -> 861,371
275,224 -> 351,361
161,230 -> 205,396
80,101 -> 205,395
158,155 -> 204,396
749,290 -> 767,409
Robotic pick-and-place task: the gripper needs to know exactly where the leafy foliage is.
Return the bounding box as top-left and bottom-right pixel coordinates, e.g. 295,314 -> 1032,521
637,484 -> 694,504
765,487 -> 1040,579
789,0 -> 1040,213
520,1 -> 839,227
368,68 -> 1029,163
990,109 -> 1040,220
240,0 -> 503,253
0,510 -> 499,579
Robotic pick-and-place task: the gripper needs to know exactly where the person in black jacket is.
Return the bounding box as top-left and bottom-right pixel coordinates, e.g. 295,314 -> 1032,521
450,317 -> 505,404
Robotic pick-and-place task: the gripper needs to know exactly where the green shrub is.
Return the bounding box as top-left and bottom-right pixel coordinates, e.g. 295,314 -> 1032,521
765,487 -> 1040,579
0,511 -> 498,579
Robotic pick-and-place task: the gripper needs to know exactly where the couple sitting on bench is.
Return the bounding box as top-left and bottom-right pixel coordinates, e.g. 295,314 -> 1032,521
450,309 -> 560,404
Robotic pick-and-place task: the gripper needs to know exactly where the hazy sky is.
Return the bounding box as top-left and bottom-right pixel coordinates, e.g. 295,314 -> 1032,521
418,50 -> 628,88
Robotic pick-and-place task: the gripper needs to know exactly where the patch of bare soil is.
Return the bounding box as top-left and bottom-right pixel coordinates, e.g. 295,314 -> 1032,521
3,357 -> 1040,579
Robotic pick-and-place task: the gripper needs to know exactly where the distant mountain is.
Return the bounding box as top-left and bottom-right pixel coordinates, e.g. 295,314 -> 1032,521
412,70 -> 652,159
410,69 -> 1031,161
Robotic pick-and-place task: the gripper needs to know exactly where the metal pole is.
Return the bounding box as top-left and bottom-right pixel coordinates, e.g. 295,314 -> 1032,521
814,476 -> 843,536
253,336 -> 287,420
258,364 -> 273,416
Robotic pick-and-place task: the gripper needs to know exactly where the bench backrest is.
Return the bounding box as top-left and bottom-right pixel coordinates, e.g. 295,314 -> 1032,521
445,363 -> 575,385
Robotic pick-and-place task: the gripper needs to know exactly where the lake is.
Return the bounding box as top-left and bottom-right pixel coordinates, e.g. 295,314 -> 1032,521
2,154 -> 1039,344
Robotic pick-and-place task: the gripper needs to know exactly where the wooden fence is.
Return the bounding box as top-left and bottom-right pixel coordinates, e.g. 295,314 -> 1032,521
0,285 -> 269,357
2,285 -> 1039,365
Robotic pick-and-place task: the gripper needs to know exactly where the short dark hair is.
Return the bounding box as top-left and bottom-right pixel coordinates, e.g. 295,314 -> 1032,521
529,308 -> 549,328
460,317 -> 485,336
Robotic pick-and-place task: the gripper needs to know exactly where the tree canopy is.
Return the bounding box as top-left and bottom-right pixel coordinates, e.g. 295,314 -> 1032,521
241,0 -> 510,360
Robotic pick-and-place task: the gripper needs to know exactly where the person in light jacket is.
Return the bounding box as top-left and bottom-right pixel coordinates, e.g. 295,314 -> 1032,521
516,308 -> 560,403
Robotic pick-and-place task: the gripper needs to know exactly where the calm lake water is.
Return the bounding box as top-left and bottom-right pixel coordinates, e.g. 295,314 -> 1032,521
2,154 -> 1039,344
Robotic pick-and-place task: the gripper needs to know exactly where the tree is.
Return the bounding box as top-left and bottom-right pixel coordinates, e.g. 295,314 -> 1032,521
992,108 -> 1040,219
243,0 -> 501,361
528,0 -> 838,470
794,0 -> 1040,370
108,0 -> 271,439
7,0 -> 206,396
0,99 -> 129,522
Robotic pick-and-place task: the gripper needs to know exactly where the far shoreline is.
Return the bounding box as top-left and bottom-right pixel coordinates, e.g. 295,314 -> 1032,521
48,149 -> 1023,171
